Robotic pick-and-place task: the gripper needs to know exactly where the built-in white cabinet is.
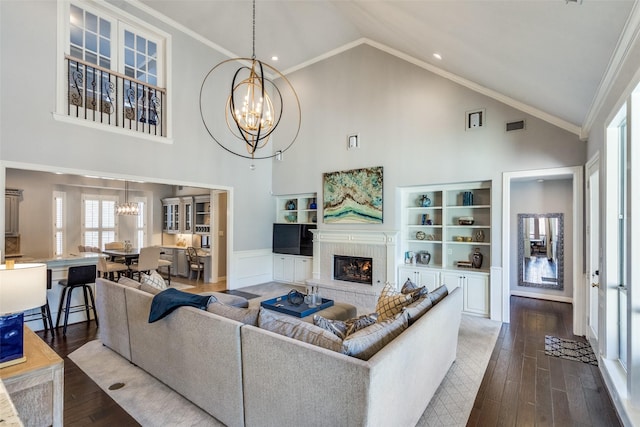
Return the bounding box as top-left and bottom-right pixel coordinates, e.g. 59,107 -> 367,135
273,254 -> 312,285
441,270 -> 489,316
275,193 -> 318,224
398,266 -> 440,292
400,181 -> 491,317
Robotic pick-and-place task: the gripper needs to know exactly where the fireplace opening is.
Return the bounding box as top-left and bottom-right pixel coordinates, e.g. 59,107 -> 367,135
333,255 -> 373,285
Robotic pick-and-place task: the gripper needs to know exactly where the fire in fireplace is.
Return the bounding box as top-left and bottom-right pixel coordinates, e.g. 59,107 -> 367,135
333,255 -> 373,285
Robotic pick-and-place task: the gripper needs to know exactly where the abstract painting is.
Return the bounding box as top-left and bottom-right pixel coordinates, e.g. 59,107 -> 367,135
323,166 -> 383,224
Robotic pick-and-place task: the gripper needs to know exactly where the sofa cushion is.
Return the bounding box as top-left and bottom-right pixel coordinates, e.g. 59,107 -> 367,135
341,313 -> 408,360
403,296 -> 433,325
375,283 -> 413,321
206,301 -> 259,325
199,292 -> 249,308
258,307 -> 343,352
428,285 -> 449,305
118,276 -> 141,289
141,270 -> 167,291
140,282 -> 163,295
313,313 -> 379,339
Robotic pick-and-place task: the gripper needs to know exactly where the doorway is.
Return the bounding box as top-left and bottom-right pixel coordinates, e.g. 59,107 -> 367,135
501,166 -> 584,332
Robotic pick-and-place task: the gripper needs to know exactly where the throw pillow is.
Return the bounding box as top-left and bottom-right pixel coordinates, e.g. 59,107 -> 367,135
141,270 -> 168,291
375,282 -> 413,321
118,276 -> 141,289
206,301 -> 259,326
401,278 -> 418,293
313,313 -> 379,339
258,307 -> 343,352
403,296 -> 433,325
341,313 -> 408,360
428,285 -> 449,305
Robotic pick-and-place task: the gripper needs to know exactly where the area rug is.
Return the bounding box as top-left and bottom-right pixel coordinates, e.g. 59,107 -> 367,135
219,289 -> 260,299
69,313 -> 500,427
545,335 -> 598,366
167,282 -> 194,291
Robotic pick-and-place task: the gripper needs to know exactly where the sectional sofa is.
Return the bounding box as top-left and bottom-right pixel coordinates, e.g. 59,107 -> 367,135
95,277 -> 463,427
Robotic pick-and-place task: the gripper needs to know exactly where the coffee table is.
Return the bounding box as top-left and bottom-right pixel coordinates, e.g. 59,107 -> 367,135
261,294 -> 334,318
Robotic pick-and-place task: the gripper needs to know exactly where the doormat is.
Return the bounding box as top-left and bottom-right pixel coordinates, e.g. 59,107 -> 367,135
544,335 -> 598,366
220,289 -> 260,300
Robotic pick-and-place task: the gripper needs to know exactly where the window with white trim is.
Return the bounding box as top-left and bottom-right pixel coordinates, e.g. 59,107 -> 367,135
82,195 -> 117,249
62,1 -> 168,136
53,192 -> 66,256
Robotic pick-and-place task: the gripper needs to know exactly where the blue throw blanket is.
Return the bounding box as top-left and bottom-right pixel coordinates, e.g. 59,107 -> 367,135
148,288 -> 212,323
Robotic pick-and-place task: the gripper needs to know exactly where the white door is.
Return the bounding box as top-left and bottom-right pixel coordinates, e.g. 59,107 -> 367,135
586,156 -> 600,345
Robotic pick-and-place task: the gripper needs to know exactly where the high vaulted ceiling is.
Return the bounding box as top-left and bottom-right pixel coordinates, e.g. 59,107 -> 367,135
138,0 -> 638,137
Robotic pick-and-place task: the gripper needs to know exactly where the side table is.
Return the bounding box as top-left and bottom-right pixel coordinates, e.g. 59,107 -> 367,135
0,326 -> 64,427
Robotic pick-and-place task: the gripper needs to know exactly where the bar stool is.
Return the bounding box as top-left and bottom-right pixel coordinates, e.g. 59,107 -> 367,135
55,264 -> 98,336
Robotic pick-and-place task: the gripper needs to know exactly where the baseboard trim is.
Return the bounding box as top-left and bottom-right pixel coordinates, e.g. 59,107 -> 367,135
510,290 -> 573,303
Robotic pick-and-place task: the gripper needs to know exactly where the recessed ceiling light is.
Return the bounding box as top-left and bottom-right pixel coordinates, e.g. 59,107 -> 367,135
433,53 -> 442,60
271,56 -> 279,61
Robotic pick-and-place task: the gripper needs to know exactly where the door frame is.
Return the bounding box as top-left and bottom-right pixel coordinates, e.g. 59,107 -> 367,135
501,166 -> 584,332
585,152 -> 601,347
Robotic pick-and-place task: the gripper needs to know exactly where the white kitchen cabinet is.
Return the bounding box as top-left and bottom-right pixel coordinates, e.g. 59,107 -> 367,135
194,195 -> 211,234
398,266 -> 440,292
441,270 -> 489,316
273,254 -> 312,284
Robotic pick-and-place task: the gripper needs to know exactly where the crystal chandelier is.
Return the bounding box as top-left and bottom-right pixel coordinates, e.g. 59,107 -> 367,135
115,180 -> 139,216
199,0 -> 300,162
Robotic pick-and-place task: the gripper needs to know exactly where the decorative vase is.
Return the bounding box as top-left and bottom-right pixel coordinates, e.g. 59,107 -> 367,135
475,229 -> 485,242
124,240 -> 132,252
471,248 -> 483,269
417,251 -> 431,265
309,198 -> 317,209
286,200 -> 296,210
417,195 -> 431,207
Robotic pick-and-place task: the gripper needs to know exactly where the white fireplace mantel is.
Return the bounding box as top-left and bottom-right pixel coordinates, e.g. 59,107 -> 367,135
308,229 -> 399,312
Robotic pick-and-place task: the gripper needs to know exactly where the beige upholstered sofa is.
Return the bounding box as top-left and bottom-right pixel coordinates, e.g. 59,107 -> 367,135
95,278 -> 462,427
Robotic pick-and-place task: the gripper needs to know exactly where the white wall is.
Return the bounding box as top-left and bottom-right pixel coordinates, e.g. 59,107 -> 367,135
0,1 -> 275,254
274,44 -> 587,271
509,179 -> 574,300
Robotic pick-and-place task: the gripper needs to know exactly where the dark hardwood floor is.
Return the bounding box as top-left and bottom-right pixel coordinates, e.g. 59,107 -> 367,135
33,283 -> 621,426
468,296 -> 621,427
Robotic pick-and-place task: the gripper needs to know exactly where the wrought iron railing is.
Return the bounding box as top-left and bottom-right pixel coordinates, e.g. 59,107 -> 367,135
65,55 -> 166,137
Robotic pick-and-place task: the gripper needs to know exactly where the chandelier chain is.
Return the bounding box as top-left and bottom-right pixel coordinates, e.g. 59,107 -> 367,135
251,0 -> 256,60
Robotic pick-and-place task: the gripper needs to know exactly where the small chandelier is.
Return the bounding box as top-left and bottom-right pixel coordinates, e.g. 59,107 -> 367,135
199,0 -> 301,162
115,181 -> 139,216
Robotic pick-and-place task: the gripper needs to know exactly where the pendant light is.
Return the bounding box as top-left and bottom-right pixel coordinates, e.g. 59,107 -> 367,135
199,0 -> 301,163
115,180 -> 139,216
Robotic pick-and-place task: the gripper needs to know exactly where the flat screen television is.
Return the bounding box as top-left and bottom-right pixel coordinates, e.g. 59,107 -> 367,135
272,223 -> 316,256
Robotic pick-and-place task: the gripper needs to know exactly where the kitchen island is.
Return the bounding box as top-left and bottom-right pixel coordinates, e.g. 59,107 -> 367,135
18,253 -> 102,332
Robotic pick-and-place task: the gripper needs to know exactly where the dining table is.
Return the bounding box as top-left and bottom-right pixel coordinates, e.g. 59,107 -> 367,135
102,248 -> 141,266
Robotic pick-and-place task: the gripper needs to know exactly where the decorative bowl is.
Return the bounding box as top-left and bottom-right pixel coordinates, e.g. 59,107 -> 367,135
458,216 -> 474,225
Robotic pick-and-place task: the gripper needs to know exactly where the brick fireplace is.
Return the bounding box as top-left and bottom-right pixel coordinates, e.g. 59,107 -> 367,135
307,229 -> 398,313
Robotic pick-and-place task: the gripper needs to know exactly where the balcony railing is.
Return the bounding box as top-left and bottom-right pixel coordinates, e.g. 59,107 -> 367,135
65,55 -> 166,137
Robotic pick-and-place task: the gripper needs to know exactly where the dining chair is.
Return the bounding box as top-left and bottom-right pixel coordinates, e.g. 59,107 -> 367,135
186,246 -> 205,282
98,256 -> 129,281
104,241 -> 126,263
129,246 -> 162,281
157,255 -> 172,286
55,264 -> 98,336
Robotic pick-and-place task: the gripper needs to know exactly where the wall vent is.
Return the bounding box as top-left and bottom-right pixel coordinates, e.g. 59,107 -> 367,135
506,120 -> 526,132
